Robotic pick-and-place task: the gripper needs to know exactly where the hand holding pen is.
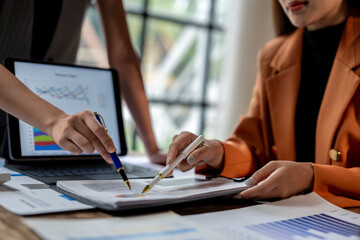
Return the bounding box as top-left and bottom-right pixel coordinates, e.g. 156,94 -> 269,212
166,131 -> 225,173
142,135 -> 204,194
94,112 -> 131,190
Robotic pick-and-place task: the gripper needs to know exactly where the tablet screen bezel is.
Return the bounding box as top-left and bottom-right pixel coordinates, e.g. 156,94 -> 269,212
3,58 -> 127,161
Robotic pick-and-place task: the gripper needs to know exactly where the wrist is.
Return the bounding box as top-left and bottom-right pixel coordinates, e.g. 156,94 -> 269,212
207,140 -> 224,170
146,147 -> 160,156
144,140 -> 160,156
44,110 -> 67,138
304,163 -> 314,193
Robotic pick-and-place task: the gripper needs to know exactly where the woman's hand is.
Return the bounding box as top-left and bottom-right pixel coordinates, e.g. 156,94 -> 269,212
167,131 -> 224,174
239,161 -> 314,200
47,110 -> 117,163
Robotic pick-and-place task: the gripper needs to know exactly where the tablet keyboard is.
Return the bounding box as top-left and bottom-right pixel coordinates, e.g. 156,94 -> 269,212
21,163 -> 155,177
6,162 -> 159,184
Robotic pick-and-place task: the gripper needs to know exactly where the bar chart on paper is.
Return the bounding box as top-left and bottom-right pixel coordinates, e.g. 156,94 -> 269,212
244,212 -> 360,240
186,193 -> 360,240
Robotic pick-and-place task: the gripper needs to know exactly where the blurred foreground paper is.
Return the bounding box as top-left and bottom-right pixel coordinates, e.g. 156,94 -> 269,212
0,167 -> 92,215
24,211 -> 222,240
186,192 -> 360,240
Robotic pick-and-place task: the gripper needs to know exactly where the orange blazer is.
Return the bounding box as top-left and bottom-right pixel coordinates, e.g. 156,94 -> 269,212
198,14 -> 360,207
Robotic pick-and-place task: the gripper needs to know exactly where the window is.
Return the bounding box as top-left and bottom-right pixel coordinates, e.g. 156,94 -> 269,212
77,0 -> 230,152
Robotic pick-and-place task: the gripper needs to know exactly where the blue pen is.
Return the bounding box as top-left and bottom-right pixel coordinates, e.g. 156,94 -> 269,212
94,112 -> 131,190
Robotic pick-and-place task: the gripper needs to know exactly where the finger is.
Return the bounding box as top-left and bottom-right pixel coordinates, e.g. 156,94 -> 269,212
82,111 -> 117,153
247,161 -> 279,185
165,158 -> 173,177
71,128 -> 112,163
167,132 -> 197,165
66,115 -> 101,153
57,136 -> 83,155
67,114 -> 112,163
76,126 -> 112,163
176,143 -> 210,172
176,152 -> 199,172
240,177 -> 278,200
66,129 -> 95,154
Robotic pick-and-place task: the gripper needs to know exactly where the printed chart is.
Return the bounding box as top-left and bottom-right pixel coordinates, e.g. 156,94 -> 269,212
244,213 -> 360,240
186,193 -> 360,240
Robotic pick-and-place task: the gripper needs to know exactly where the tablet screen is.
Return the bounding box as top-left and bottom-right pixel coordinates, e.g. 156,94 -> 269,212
12,61 -> 124,157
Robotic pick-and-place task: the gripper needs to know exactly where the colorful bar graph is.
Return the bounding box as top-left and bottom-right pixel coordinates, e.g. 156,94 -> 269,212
33,128 -> 62,151
245,213 -> 360,240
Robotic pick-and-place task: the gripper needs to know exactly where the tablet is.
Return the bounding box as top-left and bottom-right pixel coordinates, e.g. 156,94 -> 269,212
3,58 -> 127,161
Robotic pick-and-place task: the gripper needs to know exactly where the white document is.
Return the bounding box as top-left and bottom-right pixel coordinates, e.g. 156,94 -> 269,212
121,154 -> 196,178
24,211 -> 221,240
0,172 -> 11,184
186,192 -> 360,240
0,167 -> 93,215
57,176 -> 249,210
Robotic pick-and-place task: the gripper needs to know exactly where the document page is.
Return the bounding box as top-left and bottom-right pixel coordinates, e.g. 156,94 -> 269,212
57,177 -> 249,210
186,192 -> 360,240
24,211 -> 222,240
0,167 -> 93,215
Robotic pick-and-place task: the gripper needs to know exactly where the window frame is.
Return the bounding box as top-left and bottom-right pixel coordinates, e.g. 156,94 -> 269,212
125,0 -> 224,149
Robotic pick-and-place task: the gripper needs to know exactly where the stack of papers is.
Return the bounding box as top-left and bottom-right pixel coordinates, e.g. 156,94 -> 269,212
0,167 -> 93,215
24,211 -> 222,240
56,177 -> 249,210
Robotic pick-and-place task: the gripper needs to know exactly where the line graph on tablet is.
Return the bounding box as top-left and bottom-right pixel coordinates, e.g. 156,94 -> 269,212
35,85 -> 90,105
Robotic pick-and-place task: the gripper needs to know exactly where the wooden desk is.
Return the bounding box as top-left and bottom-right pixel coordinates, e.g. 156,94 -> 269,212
1,196 -> 359,240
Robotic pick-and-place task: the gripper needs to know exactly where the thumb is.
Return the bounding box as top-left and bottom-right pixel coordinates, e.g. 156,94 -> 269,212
245,161 -> 278,185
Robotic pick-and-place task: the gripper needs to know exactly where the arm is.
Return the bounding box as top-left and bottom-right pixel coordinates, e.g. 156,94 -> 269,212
0,65 -> 116,162
167,52 -> 270,175
97,0 -> 165,163
167,118 -> 263,177
312,164 -> 360,207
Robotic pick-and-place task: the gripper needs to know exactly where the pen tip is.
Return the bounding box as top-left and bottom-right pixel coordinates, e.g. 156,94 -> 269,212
125,180 -> 131,190
142,185 -> 151,195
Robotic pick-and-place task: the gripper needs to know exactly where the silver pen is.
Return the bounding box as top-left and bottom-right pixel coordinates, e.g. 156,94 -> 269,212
141,135 -> 204,194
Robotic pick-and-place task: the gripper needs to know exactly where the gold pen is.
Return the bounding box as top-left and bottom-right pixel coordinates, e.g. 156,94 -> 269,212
142,135 -> 204,194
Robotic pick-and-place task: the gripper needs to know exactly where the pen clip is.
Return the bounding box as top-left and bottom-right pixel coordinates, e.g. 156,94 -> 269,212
94,112 -> 108,132
196,141 -> 204,150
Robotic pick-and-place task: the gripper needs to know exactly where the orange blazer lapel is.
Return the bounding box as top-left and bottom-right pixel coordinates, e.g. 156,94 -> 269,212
316,15 -> 360,164
264,29 -> 304,160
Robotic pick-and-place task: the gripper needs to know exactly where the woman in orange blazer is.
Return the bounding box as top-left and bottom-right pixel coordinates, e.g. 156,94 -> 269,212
167,0 -> 360,208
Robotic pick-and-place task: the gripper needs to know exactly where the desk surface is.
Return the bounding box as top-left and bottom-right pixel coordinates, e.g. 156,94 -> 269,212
1,196 -> 359,240
1,157 -> 359,239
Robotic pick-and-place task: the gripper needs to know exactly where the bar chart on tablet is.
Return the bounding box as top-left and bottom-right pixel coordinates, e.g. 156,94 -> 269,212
33,128 -> 61,151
